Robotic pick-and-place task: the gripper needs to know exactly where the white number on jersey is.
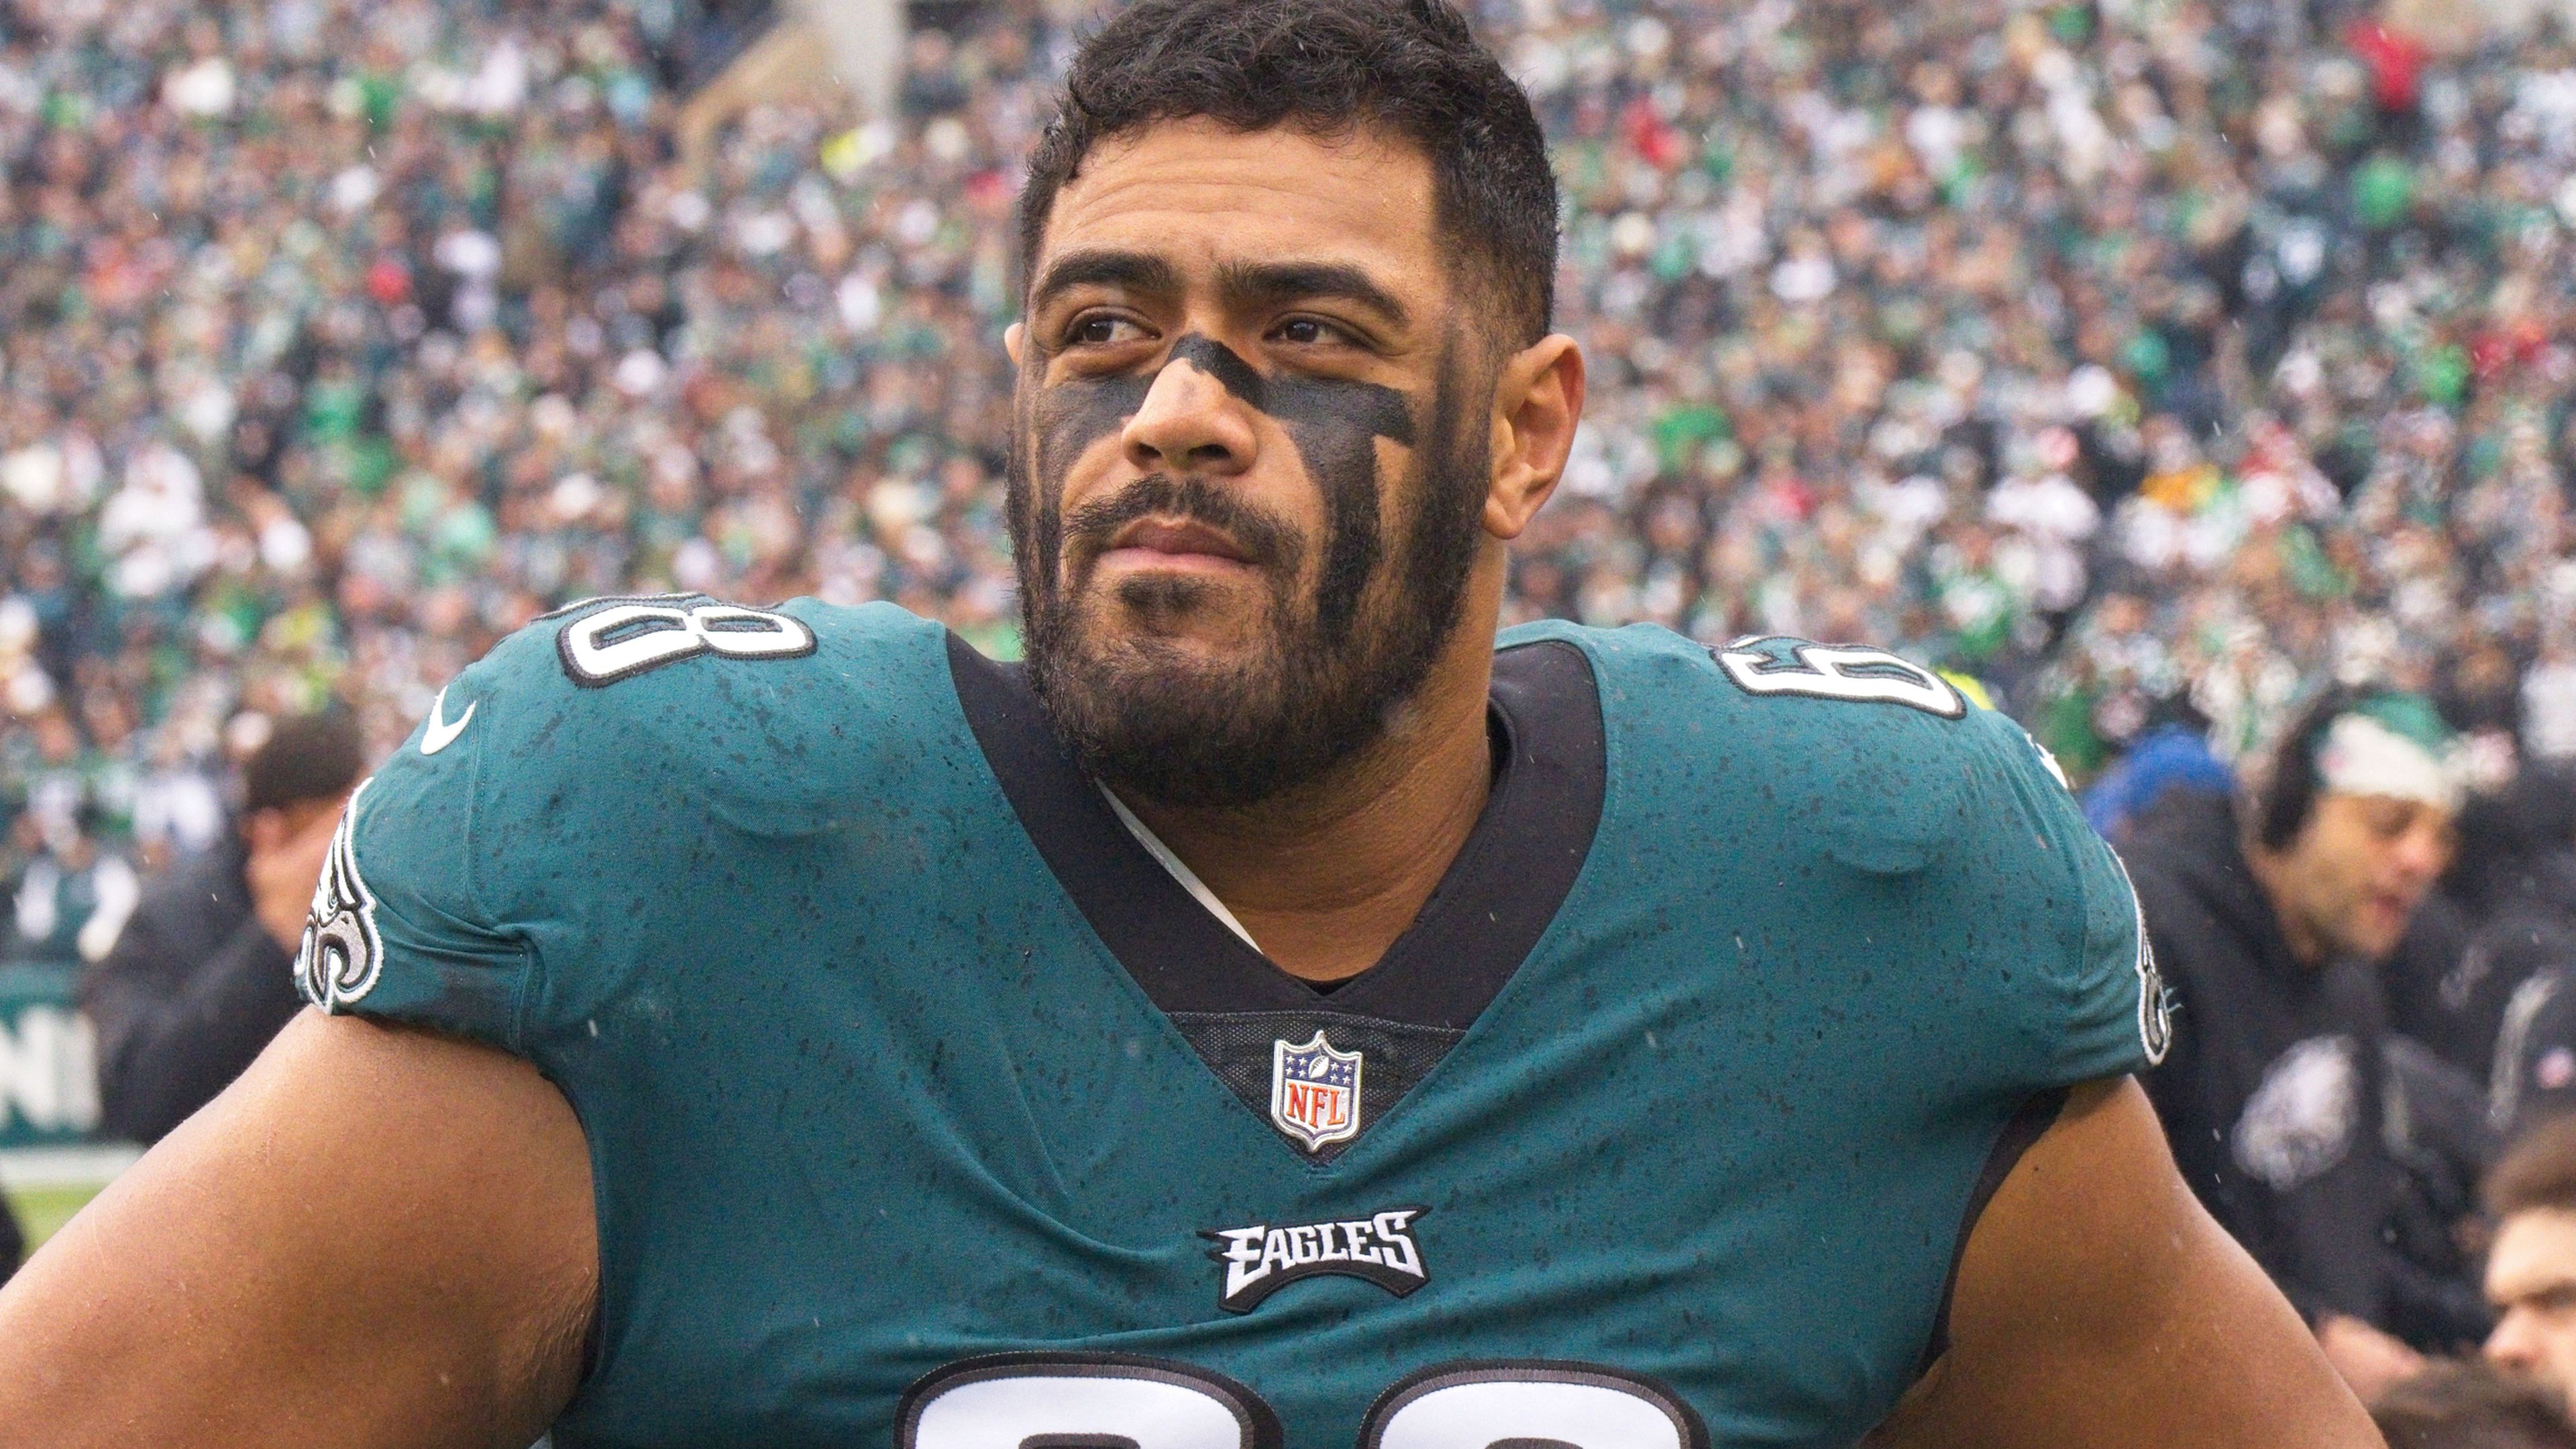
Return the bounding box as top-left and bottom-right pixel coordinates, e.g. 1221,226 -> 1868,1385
1716,637 -> 1964,718
900,1354 -> 1277,1449
556,600 -> 815,687
1361,1362 -> 1705,1449
898,1354 -> 1709,1449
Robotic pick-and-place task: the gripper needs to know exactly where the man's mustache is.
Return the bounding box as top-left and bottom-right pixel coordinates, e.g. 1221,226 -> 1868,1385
1060,474 -> 1302,577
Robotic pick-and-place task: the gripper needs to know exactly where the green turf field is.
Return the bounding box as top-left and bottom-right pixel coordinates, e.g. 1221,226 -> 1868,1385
0,1146 -> 135,1254
10,1181 -> 102,1248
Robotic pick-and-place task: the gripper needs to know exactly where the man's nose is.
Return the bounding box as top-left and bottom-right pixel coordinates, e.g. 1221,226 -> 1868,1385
2487,1307 -> 2542,1370
2391,819 -> 2451,885
1122,356 -> 1258,477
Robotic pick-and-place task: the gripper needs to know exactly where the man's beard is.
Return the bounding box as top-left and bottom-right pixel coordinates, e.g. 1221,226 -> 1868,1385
1007,369 -> 1484,810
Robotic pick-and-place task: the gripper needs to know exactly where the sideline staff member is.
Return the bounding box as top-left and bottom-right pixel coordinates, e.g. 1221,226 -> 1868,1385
79,712 -> 361,1142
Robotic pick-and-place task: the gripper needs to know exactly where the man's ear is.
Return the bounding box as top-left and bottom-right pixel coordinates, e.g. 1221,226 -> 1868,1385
1483,334 -> 1585,542
1005,321 -> 1026,368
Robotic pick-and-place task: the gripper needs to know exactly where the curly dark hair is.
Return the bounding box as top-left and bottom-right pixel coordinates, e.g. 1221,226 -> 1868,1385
1017,0 -> 1558,345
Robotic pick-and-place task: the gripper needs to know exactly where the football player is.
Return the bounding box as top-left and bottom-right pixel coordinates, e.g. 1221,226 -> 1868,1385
0,1 -> 2379,1445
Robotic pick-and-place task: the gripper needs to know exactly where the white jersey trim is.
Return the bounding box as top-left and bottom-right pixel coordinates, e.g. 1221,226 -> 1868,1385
1097,785 -> 1264,955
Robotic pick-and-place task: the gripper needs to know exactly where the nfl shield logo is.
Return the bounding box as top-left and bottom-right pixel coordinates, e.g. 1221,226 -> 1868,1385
1270,1030 -> 1363,1151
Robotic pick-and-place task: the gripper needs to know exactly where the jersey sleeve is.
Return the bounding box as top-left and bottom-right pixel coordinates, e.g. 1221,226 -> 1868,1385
291,623 -> 555,1050
1963,706 -> 2171,1086
292,596 -> 934,1056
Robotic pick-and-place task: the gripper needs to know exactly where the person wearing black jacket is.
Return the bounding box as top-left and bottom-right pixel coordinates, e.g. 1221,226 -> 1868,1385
2388,764 -> 2576,1084
2131,688 -> 2490,1400
78,712 -> 363,1144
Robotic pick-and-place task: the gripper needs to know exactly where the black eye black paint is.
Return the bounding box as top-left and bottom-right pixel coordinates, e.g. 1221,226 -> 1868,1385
1030,333 -> 1416,641
1159,335 -> 1416,447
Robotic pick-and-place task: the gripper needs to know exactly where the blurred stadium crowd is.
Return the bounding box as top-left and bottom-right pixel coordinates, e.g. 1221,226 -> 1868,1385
0,0 -> 2566,936
9,0 -> 2576,932
16,0 -> 2576,1424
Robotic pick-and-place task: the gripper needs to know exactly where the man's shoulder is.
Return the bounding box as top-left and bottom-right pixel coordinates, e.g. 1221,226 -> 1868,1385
1517,623 -> 2046,867
1521,623 -> 2166,1083
444,592 -> 942,765
319,596 -> 974,1027
365,595 -> 962,867
1504,623 -> 1978,738
472,590 -> 939,711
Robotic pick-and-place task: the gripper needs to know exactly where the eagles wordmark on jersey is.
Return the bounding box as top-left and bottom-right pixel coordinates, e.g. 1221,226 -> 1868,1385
296,595 -> 2163,1448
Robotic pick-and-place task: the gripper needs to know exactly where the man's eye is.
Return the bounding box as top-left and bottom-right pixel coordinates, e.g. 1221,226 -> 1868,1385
1274,317 -> 1344,346
1069,315 -> 1142,346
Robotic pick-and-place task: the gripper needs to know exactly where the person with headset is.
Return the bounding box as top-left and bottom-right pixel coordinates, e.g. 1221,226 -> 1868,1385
2127,687 -> 2491,1399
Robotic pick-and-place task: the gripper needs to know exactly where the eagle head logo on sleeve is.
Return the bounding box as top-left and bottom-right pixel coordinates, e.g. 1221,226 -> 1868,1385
295,779 -> 383,1012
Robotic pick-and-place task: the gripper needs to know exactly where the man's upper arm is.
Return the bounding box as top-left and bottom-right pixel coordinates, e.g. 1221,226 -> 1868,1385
0,604 -> 720,1445
1868,1077 -> 2382,1448
0,1008 -> 596,1449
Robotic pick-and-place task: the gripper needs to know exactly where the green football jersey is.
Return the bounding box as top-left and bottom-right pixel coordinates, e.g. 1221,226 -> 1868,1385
298,594 -> 2164,1448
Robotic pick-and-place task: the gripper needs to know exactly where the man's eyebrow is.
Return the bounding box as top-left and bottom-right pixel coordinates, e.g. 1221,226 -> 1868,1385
2492,1270 -> 2576,1306
1216,260 -> 1413,330
1029,250 -> 1180,309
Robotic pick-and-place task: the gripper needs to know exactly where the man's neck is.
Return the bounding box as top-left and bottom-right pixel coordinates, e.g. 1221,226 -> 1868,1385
1116,623 -> 1498,983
